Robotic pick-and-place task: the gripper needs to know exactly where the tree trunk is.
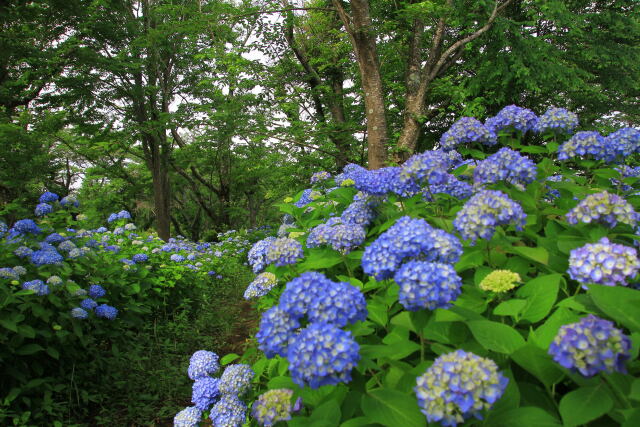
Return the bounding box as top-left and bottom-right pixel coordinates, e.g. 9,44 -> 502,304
150,154 -> 171,240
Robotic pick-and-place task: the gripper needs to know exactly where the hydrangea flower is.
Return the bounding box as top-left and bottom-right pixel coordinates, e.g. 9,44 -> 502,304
257,306 -> 300,358
248,237 -> 276,273
71,307 -> 88,319
45,233 -> 66,244
473,148 -> 537,190
566,191 -> 637,228
29,249 -> 64,266
210,394 -> 246,427
11,219 -> 41,235
60,195 -> 79,207
244,272 -> 278,300
439,117 -> 496,150
218,364 -> 254,395
362,216 -> 462,280
80,298 -> 98,310
310,171 -> 331,185
422,173 -> 474,201
607,127 -> 640,157
192,377 -> 220,411
549,315 -> 631,377
294,189 -> 315,208
0,221 -> 7,237
485,105 -> 538,134
88,284 -> 106,299
399,150 -> 461,192
251,389 -> 296,426
279,272 -> 333,319
171,254 -> 185,262
22,280 -> 49,296
47,275 -> 63,286
568,237 -> 639,288
95,304 -> 118,320
12,265 -> 26,276
557,131 -> 613,162
479,270 -> 521,292
415,350 -> 508,426
0,268 -> 19,280
308,280 -> 367,327
132,253 -> 149,263
35,203 -> 53,217
58,240 -> 77,253
188,350 -> 220,380
453,190 -> 526,244
287,322 -> 360,389
534,106 -> 578,134
39,191 -> 59,203
394,261 -> 462,311
14,246 -> 33,258
307,220 -> 366,254
265,238 -> 303,267
174,406 -> 202,427
341,200 -> 375,226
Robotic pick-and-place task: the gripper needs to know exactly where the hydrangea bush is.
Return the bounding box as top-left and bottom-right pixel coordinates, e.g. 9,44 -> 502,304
211,105 -> 640,427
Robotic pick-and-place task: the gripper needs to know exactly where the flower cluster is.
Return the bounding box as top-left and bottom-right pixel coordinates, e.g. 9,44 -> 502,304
307,218 -> 366,254
566,191 -> 637,228
188,350 -> 220,380
244,272 -> 278,299
35,203 -> 53,217
264,238 -> 303,267
399,150 -> 461,192
557,131 -> 614,162
485,105 -> 538,134
568,237 -> 639,288
95,304 -> 118,320
248,237 -> 276,273
440,117 -> 496,150
534,106 -> 578,134
219,364 -> 254,395
11,219 -> 41,235
549,315 -> 631,377
107,210 -> 132,223
340,200 -> 375,226
310,171 -> 331,185
251,389 -> 301,427
192,377 -> 220,410
479,270 -> 521,292
211,394 -> 247,427
362,216 -> 462,280
39,191 -> 59,203
22,279 -> 50,296
607,127 -> 640,157
473,148 -> 537,189
174,406 -> 202,427
394,261 -> 462,311
422,173 -> 473,201
453,190 -> 526,244
415,350 -> 508,426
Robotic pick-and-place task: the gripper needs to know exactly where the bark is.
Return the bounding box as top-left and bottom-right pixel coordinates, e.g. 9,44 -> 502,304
332,0 -> 388,169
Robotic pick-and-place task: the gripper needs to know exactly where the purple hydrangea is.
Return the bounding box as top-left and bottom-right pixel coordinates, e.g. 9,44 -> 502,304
568,237 -> 639,288
265,238 -> 303,267
439,117 -> 496,150
341,200 -> 375,226
191,377 -> 220,411
422,173 -> 474,201
607,127 -> 640,157
394,261 -> 462,311
415,350 -> 508,426
132,253 -> 149,263
306,219 -> 366,254
307,280 -> 367,327
218,364 -> 254,396
95,304 -> 118,320
188,350 -> 220,380
287,322 -> 360,389
173,406 -> 201,427
534,106 -> 578,134
566,191 -> 637,228
22,279 -> 50,296
256,306 -> 300,358
473,148 -> 537,190
35,203 -> 53,217
549,315 -> 631,377
557,131 -> 613,162
453,190 -> 526,244
248,237 -> 276,273
279,272 -> 333,319
485,105 -> 538,134
310,171 -> 332,185
210,394 -> 246,427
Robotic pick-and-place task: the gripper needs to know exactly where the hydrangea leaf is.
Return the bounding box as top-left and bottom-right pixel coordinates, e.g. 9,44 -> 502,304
588,284 -> 640,332
516,273 -> 562,323
468,320 -> 525,354
361,389 -> 424,427
558,384 -> 613,427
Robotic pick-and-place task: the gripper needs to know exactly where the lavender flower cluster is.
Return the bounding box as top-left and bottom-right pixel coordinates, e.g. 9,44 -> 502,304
485,105 -> 538,134
568,237 -> 639,288
473,148 -> 537,190
566,191 -> 637,228
439,117 -> 497,150
534,106 -> 578,134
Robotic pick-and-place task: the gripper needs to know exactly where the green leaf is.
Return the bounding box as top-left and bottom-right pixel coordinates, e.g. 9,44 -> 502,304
360,389 -> 424,427
455,248 -> 484,272
588,284 -> 640,332
467,320 -> 525,354
220,353 -> 239,365
299,248 -> 344,270
487,406 -> 562,426
516,274 -> 562,322
310,399 -> 341,425
16,343 -> 45,355
511,344 -> 564,388
493,299 -> 527,318
367,300 -> 388,327
340,417 -> 376,427
558,385 -> 613,427
509,246 -> 549,265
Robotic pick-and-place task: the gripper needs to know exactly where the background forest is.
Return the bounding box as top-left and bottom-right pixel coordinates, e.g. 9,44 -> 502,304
1,1 -> 640,427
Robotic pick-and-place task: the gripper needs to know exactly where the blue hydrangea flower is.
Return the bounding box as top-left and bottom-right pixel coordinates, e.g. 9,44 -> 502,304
394,261 -> 462,311
11,219 -> 41,235
47,275 -> 63,286
251,389 -> 296,426
191,377 -> 220,411
568,237 -> 639,288
107,213 -> 119,223
341,200 -> 375,226
566,191 -> 637,228
60,195 -> 79,207
473,148 -> 537,190
58,240 -> 77,253
132,253 -> 149,263
210,394 -> 246,427
440,117 -> 496,150
257,306 -> 300,358
287,322 -> 360,389
39,191 -> 59,203
22,279 -> 49,296
95,304 -> 118,320
265,238 -> 303,267
362,216 -> 462,280
279,272 -> 334,319
0,221 -> 7,237
88,284 -> 106,299
14,246 -> 33,258
557,131 -> 614,162
607,127 -> 640,157
244,272 -> 278,300
310,171 -> 332,185
422,173 -> 474,201
485,105 -> 538,134
549,314 -> 631,377
307,220 -> 366,254
29,249 -> 64,266
415,350 -> 508,426
45,233 -> 66,244
80,298 -> 98,310
71,307 -> 88,319
188,350 -> 220,380
399,150 -> 462,192
35,203 -> 53,217
174,406 -> 202,427
248,237 -> 276,273
453,190 -> 526,244
218,364 -> 254,395
12,266 -> 26,276
0,268 -> 19,280
534,106 -> 578,134
170,254 -> 185,262
613,165 -> 640,193
294,189 -> 314,208
308,281 -> 367,327
118,210 -> 131,220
